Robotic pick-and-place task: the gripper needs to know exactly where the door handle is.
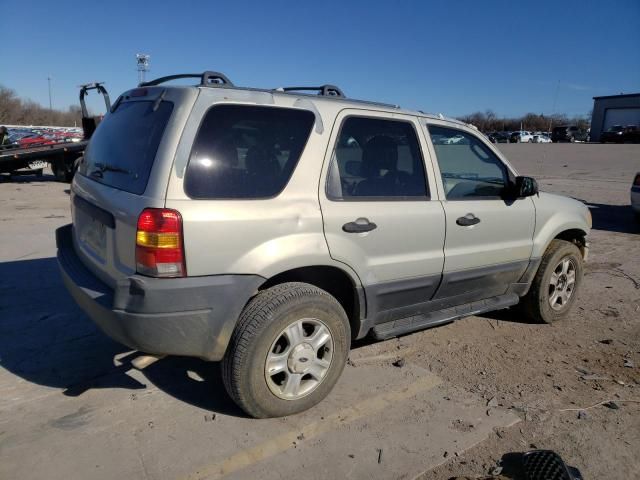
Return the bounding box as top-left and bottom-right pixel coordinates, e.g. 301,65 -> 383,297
342,218 -> 377,233
456,214 -> 480,226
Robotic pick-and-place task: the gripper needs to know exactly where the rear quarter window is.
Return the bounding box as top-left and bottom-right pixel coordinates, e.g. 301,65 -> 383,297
184,105 -> 315,199
79,100 -> 174,195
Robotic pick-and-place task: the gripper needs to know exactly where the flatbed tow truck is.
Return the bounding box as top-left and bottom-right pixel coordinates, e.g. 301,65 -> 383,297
0,82 -> 110,182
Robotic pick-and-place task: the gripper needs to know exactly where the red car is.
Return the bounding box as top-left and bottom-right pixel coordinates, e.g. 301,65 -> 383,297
17,134 -> 58,147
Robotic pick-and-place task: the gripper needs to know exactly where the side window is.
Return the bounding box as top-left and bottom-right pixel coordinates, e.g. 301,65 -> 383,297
326,117 -> 429,200
185,105 -> 315,199
428,125 -> 509,200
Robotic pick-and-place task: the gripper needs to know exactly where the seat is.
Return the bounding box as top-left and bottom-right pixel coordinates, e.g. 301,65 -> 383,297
354,136 -> 399,197
245,146 -> 282,196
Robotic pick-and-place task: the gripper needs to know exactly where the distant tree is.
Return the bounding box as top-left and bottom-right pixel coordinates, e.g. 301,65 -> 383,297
0,84 -> 83,126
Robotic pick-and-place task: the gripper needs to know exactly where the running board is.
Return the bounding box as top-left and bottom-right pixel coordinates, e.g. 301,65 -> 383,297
371,293 -> 519,340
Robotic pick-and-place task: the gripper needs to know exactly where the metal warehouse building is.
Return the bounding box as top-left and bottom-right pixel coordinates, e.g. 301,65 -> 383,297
590,93 -> 640,142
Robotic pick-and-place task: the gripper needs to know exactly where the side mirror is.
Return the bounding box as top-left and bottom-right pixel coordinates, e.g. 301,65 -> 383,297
513,176 -> 539,197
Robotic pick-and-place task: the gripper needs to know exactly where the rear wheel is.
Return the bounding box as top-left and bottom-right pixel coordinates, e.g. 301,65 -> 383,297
52,159 -> 73,182
222,282 -> 350,418
520,239 -> 583,324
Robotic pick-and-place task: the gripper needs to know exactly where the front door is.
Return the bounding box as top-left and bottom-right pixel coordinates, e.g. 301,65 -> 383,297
319,111 -> 445,324
425,123 -> 536,306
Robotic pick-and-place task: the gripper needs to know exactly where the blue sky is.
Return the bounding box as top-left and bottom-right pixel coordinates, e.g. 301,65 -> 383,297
3,0 -> 639,118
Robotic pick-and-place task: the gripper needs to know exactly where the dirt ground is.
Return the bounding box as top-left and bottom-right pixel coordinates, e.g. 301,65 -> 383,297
0,143 -> 638,480
424,144 -> 640,479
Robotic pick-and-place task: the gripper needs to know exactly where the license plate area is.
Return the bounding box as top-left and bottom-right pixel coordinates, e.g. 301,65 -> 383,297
79,216 -> 107,261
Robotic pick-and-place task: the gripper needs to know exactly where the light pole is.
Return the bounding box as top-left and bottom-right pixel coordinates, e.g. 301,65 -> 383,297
47,75 -> 53,110
47,75 -> 53,125
549,80 -> 560,133
136,54 -> 150,84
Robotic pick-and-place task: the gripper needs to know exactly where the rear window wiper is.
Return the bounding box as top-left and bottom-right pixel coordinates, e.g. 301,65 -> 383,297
90,162 -> 132,177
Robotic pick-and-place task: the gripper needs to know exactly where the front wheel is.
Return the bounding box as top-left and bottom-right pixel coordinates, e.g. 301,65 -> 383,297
520,239 -> 584,324
222,282 -> 351,418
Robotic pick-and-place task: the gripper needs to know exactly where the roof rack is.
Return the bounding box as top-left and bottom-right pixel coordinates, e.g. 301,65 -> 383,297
139,71 -> 233,88
275,85 -> 345,98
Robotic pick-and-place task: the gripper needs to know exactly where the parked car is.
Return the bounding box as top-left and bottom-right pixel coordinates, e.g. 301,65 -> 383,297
56,72 -> 592,418
532,134 -> 552,143
632,172 -> 640,222
510,131 -> 534,143
492,131 -> 510,143
551,125 -> 588,143
623,125 -> 640,144
600,125 -> 625,143
484,132 -> 497,143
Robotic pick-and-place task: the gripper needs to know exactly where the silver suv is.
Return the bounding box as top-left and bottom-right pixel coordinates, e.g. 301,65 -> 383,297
57,71 -> 591,418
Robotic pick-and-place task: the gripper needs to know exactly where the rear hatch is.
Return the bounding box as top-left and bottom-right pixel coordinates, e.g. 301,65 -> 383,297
71,87 -> 197,288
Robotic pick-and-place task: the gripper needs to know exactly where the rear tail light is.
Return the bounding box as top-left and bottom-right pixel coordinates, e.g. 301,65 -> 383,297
634,174 -> 640,187
136,208 -> 186,278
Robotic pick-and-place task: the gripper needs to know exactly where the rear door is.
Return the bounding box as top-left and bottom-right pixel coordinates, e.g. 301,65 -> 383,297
424,122 -> 535,306
72,87 -> 196,287
319,110 -> 445,323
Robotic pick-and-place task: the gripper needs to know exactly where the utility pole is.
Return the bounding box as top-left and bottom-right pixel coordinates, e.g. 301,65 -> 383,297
549,80 -> 560,133
47,75 -> 53,125
136,54 -> 150,84
47,76 -> 53,110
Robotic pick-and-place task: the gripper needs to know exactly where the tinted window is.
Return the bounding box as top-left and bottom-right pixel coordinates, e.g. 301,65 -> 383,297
429,125 -> 509,200
185,105 -> 314,199
326,117 -> 428,200
80,101 -> 173,195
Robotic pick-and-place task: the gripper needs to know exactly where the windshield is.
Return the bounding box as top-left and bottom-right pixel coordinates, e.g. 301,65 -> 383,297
608,125 -> 624,132
79,100 -> 173,195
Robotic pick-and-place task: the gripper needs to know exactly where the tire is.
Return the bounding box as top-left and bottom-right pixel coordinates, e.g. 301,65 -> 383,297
222,282 -> 351,418
52,160 -> 73,182
569,136 -> 575,143
520,239 -> 583,324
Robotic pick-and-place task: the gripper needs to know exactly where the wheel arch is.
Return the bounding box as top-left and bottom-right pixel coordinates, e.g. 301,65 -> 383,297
537,227 -> 588,259
259,265 -> 365,339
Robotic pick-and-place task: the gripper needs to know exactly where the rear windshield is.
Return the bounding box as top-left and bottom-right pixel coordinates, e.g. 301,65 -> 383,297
184,105 -> 315,199
79,100 -> 173,195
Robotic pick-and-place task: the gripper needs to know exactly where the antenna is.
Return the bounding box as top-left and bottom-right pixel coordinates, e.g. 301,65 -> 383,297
136,54 -> 151,84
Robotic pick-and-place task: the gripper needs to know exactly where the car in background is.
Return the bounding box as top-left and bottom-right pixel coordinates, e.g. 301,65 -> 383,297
632,172 -> 640,222
443,134 -> 465,144
600,125 -> 625,143
532,134 -> 552,143
17,134 -> 58,147
551,125 -> 588,143
623,125 -> 640,143
492,131 -> 510,143
510,130 -> 534,143
484,132 -> 497,143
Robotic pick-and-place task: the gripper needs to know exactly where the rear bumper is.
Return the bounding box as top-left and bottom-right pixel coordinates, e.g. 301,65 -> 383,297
56,224 -> 264,360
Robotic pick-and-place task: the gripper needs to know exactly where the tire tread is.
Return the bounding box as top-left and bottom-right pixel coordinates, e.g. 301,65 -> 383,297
521,239 -> 582,324
222,282 -> 345,418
